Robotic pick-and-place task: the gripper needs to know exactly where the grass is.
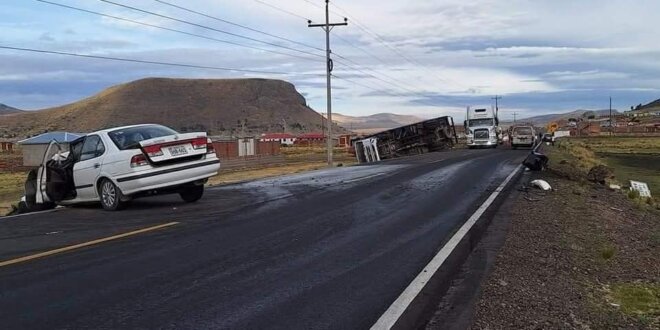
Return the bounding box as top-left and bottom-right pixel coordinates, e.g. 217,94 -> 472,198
609,283 -> 660,319
0,171 -> 26,215
549,137 -> 660,209
569,136 -> 660,155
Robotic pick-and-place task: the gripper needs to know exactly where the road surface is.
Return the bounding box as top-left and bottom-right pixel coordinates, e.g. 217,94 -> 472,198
0,148 -> 527,329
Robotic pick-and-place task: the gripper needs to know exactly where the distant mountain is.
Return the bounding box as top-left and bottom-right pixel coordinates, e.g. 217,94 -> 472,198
0,103 -> 22,115
514,109 -> 621,126
640,98 -> 660,110
0,78 -> 348,138
332,113 -> 423,134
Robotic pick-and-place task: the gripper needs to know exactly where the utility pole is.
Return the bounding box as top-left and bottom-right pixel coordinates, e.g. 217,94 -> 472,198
309,0 -> 347,166
609,96 -> 613,137
492,95 -> 502,119
513,112 -> 517,123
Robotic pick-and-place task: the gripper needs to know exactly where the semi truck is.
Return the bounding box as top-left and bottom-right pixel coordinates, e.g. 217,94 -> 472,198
354,116 -> 457,163
465,107 -> 502,148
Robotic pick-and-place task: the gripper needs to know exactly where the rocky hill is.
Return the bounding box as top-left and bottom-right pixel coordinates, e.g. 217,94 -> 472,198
515,109 -> 621,126
0,103 -> 22,115
0,78 -> 345,138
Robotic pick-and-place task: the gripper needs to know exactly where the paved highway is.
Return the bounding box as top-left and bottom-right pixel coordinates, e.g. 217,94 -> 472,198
0,148 -> 527,329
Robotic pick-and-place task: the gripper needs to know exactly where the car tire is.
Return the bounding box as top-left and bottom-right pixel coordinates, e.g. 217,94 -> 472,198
512,145 -> 517,150
179,185 -> 204,203
99,179 -> 125,211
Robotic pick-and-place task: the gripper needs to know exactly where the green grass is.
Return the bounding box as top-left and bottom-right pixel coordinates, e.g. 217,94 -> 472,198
569,137 -> 660,155
609,283 -> 660,318
0,171 -> 27,215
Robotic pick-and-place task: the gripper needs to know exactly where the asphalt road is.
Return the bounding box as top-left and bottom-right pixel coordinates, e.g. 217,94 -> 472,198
0,148 -> 528,329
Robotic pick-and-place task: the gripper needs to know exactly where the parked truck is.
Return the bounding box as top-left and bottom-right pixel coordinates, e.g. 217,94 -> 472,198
465,107 -> 502,148
354,116 -> 457,163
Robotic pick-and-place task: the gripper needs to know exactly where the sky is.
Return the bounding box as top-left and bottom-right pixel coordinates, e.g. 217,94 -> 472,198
1,0 -> 659,121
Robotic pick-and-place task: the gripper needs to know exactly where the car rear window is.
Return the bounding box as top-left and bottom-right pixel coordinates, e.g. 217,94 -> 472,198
108,125 -> 178,150
514,127 -> 532,135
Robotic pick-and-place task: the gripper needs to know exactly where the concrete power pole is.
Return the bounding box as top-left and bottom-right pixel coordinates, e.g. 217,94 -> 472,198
309,0 -> 347,166
609,96 -> 613,137
492,95 -> 502,120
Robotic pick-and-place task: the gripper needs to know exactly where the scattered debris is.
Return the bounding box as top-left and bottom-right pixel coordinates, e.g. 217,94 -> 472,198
523,151 -> 549,171
530,179 -> 552,191
608,184 -> 622,190
587,165 -> 614,184
609,207 -> 624,212
629,181 -> 652,198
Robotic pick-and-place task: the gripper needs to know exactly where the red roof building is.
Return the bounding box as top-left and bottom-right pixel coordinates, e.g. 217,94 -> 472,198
260,133 -> 297,146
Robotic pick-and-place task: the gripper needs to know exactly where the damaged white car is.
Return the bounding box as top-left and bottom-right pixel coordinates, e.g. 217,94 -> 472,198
21,124 -> 220,212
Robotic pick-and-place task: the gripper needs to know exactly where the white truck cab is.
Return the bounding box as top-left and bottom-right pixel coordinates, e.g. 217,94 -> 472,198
465,107 -> 501,148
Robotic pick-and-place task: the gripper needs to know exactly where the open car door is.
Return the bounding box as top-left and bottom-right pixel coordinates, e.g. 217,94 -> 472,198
23,138 -> 83,211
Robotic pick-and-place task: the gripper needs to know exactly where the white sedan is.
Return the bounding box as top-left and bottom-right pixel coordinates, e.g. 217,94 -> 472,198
23,124 -> 220,211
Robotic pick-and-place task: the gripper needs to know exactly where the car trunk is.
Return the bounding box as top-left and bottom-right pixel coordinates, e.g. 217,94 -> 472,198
139,132 -> 210,165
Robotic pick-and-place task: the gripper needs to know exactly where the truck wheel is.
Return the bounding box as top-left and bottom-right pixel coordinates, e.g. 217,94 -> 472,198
99,179 -> 125,211
180,185 -> 204,203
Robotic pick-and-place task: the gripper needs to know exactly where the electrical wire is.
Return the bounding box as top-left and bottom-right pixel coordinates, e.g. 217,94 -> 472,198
0,45 -> 325,76
96,0 -> 325,59
36,0 -> 323,63
155,0 -> 324,52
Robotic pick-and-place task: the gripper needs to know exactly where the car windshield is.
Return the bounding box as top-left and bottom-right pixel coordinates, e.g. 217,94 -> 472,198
514,127 -> 533,135
468,118 -> 493,127
108,125 -> 178,150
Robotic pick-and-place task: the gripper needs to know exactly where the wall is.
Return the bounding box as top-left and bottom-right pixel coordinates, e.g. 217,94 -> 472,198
212,140 -> 280,160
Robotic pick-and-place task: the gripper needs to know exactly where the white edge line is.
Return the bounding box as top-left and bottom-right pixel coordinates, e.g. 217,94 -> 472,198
1,207 -> 62,220
370,164 -> 523,330
343,172 -> 385,184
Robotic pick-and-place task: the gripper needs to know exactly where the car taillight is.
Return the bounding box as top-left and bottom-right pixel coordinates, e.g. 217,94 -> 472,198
143,145 -> 163,157
206,140 -> 215,154
192,137 -> 207,150
130,154 -> 149,167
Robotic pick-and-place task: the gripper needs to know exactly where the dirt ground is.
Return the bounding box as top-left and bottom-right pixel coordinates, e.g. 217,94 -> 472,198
470,145 -> 660,329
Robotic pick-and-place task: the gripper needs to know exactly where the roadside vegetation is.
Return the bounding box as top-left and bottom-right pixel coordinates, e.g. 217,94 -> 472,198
0,172 -> 26,215
473,137 -> 659,329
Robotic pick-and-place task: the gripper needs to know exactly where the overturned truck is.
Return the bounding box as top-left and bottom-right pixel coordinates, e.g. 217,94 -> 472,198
354,116 -> 458,163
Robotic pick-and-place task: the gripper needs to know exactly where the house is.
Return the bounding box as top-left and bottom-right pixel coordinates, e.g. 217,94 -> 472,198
260,133 -> 297,146
17,132 -> 84,167
296,132 -> 328,146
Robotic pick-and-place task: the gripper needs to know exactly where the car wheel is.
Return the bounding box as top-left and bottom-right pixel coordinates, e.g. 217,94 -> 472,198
99,179 -> 125,211
512,145 -> 517,150
179,185 -> 204,203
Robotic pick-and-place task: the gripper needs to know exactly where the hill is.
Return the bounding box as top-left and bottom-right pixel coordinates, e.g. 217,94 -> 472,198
640,98 -> 660,110
0,104 -> 22,115
332,112 -> 423,134
514,109 -> 620,126
0,78 -> 346,138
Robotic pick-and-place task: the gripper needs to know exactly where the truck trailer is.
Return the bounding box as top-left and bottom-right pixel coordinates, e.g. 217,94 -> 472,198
354,116 -> 457,163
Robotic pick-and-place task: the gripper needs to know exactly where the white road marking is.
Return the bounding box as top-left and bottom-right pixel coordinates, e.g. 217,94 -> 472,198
343,172 -> 386,184
1,207 -> 62,221
370,164 -> 523,330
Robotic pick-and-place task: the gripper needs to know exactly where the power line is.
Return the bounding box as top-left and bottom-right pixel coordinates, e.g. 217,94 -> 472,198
0,45 -> 324,76
329,1 -> 467,89
252,0 -> 310,22
36,0 -> 323,63
253,0 -> 444,102
96,0 -> 325,59
155,0 -> 324,52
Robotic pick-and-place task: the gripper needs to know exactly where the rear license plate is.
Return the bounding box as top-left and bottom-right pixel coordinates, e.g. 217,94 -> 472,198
168,145 -> 188,156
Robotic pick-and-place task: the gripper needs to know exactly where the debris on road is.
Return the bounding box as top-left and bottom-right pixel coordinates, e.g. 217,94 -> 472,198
522,151 -> 548,171
630,180 -> 652,198
530,179 -> 551,191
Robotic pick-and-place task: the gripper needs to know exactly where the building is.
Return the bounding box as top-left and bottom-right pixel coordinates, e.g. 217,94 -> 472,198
259,133 -> 297,146
17,132 -> 84,167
